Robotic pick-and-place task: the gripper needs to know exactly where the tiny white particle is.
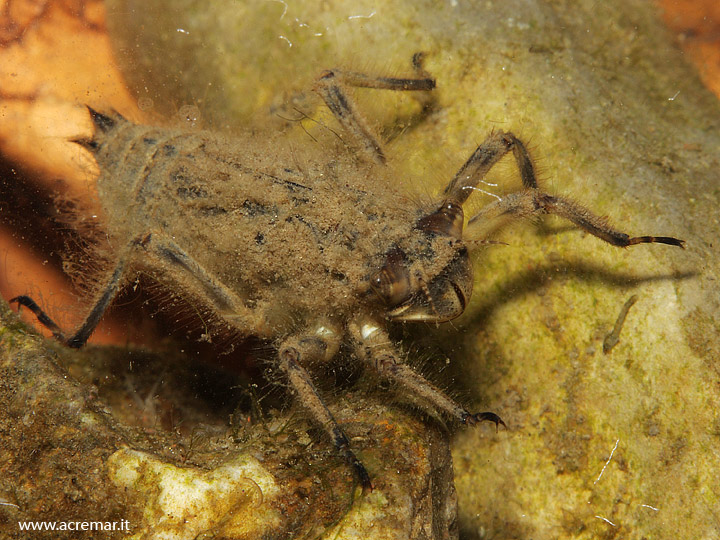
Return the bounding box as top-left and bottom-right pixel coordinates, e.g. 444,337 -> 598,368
266,0 -> 288,19
348,11 -> 376,20
463,185 -> 502,201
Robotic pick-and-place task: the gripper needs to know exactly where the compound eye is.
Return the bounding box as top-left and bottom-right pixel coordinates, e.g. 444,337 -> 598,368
369,249 -> 411,306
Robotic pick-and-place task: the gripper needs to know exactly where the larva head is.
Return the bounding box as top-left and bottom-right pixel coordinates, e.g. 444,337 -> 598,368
369,201 -> 473,323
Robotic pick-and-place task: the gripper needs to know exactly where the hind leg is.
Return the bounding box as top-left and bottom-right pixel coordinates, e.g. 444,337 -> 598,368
12,230 -> 266,347
12,254 -> 128,348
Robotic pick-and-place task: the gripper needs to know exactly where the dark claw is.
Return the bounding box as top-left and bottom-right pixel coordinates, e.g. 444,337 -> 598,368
10,295 -> 66,341
655,236 -> 685,248
86,106 -> 118,133
71,136 -> 100,152
343,443 -> 373,493
463,411 -> 506,432
354,460 -> 374,494
627,235 -> 685,248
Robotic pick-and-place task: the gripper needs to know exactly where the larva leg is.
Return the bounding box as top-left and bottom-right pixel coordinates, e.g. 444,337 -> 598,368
314,54 -> 435,164
277,336 -> 373,492
443,130 -> 537,205
349,320 -> 505,429
466,189 -> 685,248
12,255 -> 127,348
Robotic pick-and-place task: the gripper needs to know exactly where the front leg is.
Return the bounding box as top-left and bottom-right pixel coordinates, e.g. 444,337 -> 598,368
443,130 -> 537,205
349,319 -> 505,429
466,189 -> 685,248
12,245 -> 130,348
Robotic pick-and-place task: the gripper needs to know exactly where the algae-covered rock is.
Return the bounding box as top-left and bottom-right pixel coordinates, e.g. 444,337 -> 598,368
103,0 -> 720,538
0,299 -> 458,540
106,449 -> 283,539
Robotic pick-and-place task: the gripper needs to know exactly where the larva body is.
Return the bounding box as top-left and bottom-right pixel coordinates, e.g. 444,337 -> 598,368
92,116 -> 434,339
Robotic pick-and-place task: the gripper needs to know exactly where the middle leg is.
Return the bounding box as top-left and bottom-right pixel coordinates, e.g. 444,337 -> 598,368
277,330 -> 373,492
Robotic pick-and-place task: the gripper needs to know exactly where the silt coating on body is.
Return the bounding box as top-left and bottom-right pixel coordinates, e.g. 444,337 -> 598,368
91,115 -> 454,338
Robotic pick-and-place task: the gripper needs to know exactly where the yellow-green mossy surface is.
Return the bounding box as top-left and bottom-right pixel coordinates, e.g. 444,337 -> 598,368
22,0 -> 720,537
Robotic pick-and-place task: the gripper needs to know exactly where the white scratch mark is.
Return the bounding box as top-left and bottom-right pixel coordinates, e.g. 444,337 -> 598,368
0,501 -> 19,508
176,28 -> 189,35
594,438 -> 619,484
278,35 -> 292,47
668,90 -> 680,101
266,0 -> 288,19
641,504 -> 659,511
348,11 -> 376,20
463,185 -> 502,201
595,515 -> 617,527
